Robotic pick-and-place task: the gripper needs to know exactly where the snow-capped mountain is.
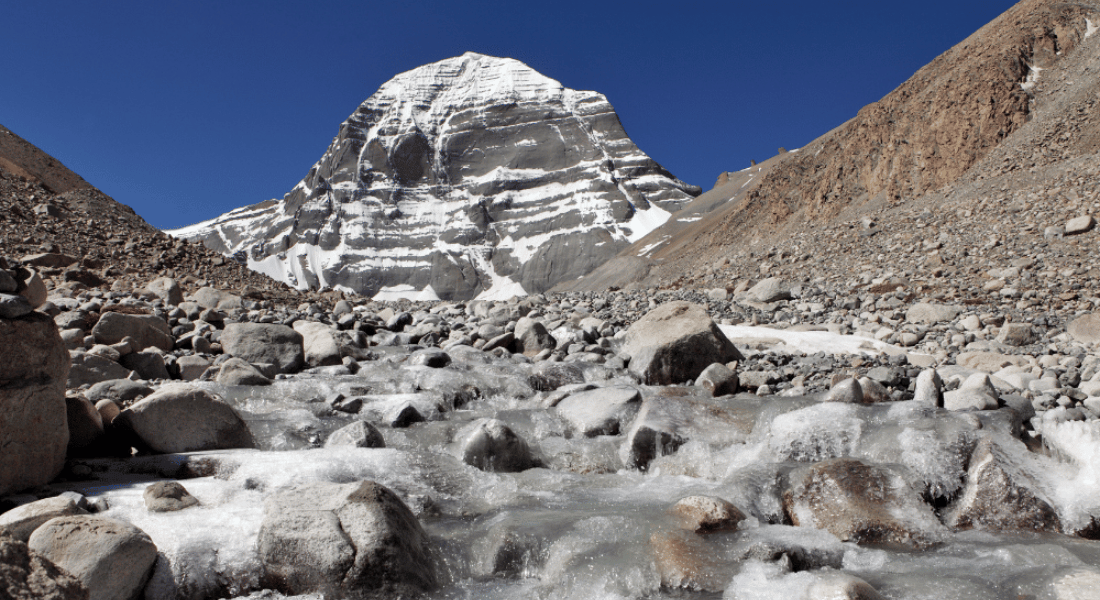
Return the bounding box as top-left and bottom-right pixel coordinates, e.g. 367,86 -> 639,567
168,52 -> 700,301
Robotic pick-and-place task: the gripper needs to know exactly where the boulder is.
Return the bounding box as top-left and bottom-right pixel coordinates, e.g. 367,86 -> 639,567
292,321 -> 343,368
28,516 -> 157,600
458,419 -> 537,472
696,363 -> 738,396
0,293 -> 33,319
119,351 -> 170,381
176,355 -> 213,381
0,497 -> 88,542
944,373 -> 1000,411
906,302 -> 962,325
824,378 -> 863,403
649,529 -> 730,592
469,522 -> 541,579
808,573 -> 886,600
0,313 -> 70,495
65,395 -> 104,453
324,420 -> 386,449
1068,314 -> 1100,345
257,480 -> 437,599
408,349 -> 451,368
67,351 -> 133,388
528,362 -> 585,391
943,437 -> 1060,533
1065,215 -> 1095,235
997,322 -> 1036,347
143,481 -> 200,513
144,277 -> 183,305
220,323 -> 304,374
0,532 -> 89,600
115,384 -> 255,453
783,458 -> 946,548
619,399 -> 687,470
91,312 -> 173,352
186,287 -> 242,311
555,386 -> 641,437
513,317 -> 556,356
670,496 -> 746,533
215,357 -> 273,386
621,301 -> 743,385
747,277 -> 792,303
913,369 -> 944,406
84,379 -> 153,404
16,269 -> 47,309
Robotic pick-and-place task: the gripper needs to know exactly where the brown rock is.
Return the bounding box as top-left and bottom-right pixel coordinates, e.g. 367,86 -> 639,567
670,495 -> 746,533
0,532 -> 89,600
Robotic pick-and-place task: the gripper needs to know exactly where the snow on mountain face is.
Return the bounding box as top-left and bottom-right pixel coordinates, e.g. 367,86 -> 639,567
168,52 -> 700,301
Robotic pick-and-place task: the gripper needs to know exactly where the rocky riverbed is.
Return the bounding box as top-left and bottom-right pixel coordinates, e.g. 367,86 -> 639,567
4,256 -> 1100,600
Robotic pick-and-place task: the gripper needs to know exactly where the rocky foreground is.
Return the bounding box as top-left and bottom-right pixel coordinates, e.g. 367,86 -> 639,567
4,254 -> 1100,599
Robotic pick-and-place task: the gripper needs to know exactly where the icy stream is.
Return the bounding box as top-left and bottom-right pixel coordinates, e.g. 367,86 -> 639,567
55,348 -> 1100,600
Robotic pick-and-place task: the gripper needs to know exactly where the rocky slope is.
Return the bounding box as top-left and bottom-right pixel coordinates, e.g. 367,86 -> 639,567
169,52 -> 700,301
562,0 -> 1100,298
0,125 -> 315,306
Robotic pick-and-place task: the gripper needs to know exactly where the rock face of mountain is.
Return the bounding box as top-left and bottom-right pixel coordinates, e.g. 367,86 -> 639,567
560,0 -> 1100,293
169,52 -> 700,301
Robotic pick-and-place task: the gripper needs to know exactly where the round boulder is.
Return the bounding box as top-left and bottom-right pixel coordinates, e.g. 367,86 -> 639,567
115,384 -> 255,453
28,516 -> 157,600
0,532 -> 89,600
220,323 -> 304,374
257,480 -> 437,599
459,419 -> 537,472
621,301 -> 743,385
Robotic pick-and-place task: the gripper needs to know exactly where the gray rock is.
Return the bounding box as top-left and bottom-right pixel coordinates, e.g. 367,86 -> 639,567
1067,313 -> 1100,345
144,277 -> 183,305
528,362 -> 585,391
215,357 -> 273,386
28,516 -> 157,600
784,458 -> 946,548
747,277 -> 792,303
470,522 -> 541,579
0,313 -> 70,495
943,437 -> 1059,533
0,532 -> 89,600
1065,215 -> 1095,235
997,323 -> 1035,347
115,384 -> 256,453
143,481 -> 200,512
16,269 -> 47,309
119,351 -> 170,381
221,323 -> 305,374
84,379 -> 154,404
0,293 -> 33,319
824,378 -> 863,403
697,363 -> 739,396
324,420 -> 386,449
0,497 -> 88,542
185,287 -> 242,311
556,386 -> 641,437
944,373 -> 1000,411
176,355 -> 212,381
857,377 -> 890,403
64,396 -> 104,453
292,321 -> 343,368
67,351 -> 133,388
458,419 -> 537,472
914,369 -> 944,406
0,269 -> 16,293
94,400 -> 120,426
256,480 -> 437,599
91,312 -> 173,352
408,349 -> 451,368
669,496 -> 746,533
513,317 -> 556,356
906,302 -> 962,325
621,301 -> 743,385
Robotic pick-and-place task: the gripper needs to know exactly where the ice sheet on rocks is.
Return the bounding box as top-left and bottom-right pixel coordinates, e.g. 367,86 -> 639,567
718,324 -> 917,357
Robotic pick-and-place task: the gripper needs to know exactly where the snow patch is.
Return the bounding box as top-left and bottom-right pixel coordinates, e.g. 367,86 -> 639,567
373,284 -> 440,302
719,324 -> 915,357
678,216 -> 703,223
626,203 -> 671,243
1021,65 -> 1043,91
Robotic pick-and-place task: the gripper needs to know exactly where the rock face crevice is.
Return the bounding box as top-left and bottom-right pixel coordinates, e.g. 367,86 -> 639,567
171,52 -> 700,300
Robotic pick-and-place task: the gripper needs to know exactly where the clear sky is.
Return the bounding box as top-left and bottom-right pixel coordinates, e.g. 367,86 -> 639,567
1,1 -> 1015,230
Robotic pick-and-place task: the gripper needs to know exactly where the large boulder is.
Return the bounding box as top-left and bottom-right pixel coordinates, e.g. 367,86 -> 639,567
115,384 -> 256,453
119,352 -> 170,381
257,480 -> 437,599
0,532 -> 89,600
215,357 -> 273,386
783,458 -> 946,548
325,420 -> 386,449
555,386 -> 641,437
28,516 -> 157,600
144,277 -> 183,305
746,277 -> 792,303
943,437 -> 1060,533
905,302 -> 962,325
64,395 -> 105,454
91,312 -> 173,352
512,317 -> 556,356
292,321 -> 343,368
67,351 -> 133,388
0,313 -> 70,495
1067,313 -> 1100,345
186,287 -> 242,311
220,323 -> 304,374
0,497 -> 88,542
458,419 -> 537,472
621,302 -> 743,385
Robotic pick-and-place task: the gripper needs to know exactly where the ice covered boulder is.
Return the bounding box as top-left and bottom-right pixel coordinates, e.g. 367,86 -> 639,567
220,323 -> 304,374
555,386 -> 641,437
470,522 -> 541,579
943,437 -> 1060,533
458,418 -> 537,472
28,516 -> 157,600
257,480 -> 437,599
0,312 -> 70,495
528,362 -> 585,391
670,496 -> 746,533
621,301 -> 743,385
325,420 -> 386,449
620,398 -> 687,470
91,312 -> 173,352
115,384 -> 255,453
649,529 -> 731,592
808,572 -> 886,600
783,458 -> 946,548
0,532 -> 89,600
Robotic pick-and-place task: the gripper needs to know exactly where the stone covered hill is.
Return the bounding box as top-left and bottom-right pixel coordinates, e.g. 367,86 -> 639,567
563,0 -> 1100,308
0,125 -> 330,306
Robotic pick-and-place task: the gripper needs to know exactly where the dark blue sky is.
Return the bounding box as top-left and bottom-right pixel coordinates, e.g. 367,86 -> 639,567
1,1 -> 1014,230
